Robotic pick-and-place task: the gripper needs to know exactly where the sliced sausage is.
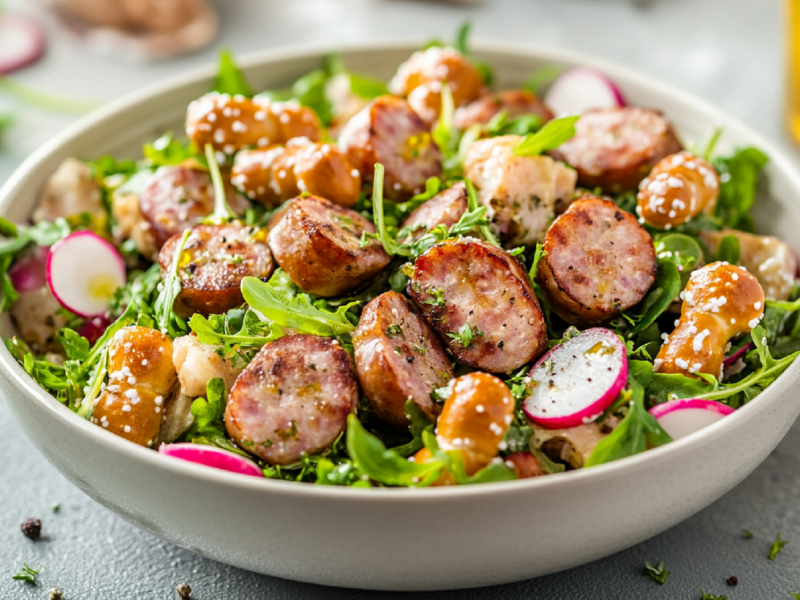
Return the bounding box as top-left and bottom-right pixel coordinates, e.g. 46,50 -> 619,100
400,181 -> 467,242
186,93 -> 322,154
550,107 -> 683,193
537,196 -> 657,326
139,165 -> 247,249
159,222 -> 273,318
390,46 -> 485,123
637,151 -> 719,229
354,291 -> 453,428
339,95 -> 442,201
464,135 -> 577,246
454,90 -> 554,130
268,194 -> 391,297
225,334 -> 358,465
92,326 -> 177,448
232,139 -> 361,208
408,238 -> 547,372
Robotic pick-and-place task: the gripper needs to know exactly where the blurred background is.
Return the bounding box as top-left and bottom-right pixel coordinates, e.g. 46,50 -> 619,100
2,1 -> 799,599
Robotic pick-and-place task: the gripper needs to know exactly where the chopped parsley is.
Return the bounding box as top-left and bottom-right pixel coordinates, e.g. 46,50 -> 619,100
643,560 -> 670,585
447,323 -> 483,349
699,591 -> 727,600
743,529 -> 755,539
12,563 -> 40,584
423,287 -> 446,307
386,324 -> 403,338
769,532 -> 789,560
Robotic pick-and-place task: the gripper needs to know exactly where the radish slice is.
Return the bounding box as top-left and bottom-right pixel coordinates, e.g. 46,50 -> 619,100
46,231 -> 126,318
544,67 -> 626,116
723,342 -> 754,368
649,399 -> 734,440
79,315 -> 111,346
0,13 -> 45,75
159,443 -> 264,478
523,328 -> 627,430
8,245 -> 49,292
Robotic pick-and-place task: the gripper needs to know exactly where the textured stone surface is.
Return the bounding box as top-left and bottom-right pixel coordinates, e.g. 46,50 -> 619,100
2,0 -> 799,597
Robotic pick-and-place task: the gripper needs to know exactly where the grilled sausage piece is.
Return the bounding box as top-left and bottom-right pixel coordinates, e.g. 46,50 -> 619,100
637,151 -> 719,230
159,222 -> 274,318
268,194 -> 391,297
454,90 -> 554,130
92,326 -> 177,448
186,93 -> 322,154
550,107 -> 683,193
354,291 -> 453,428
225,334 -> 359,465
537,196 -> 657,326
232,139 -> 362,208
139,165 -> 247,249
400,181 -> 468,242
408,238 -> 547,372
390,46 -> 485,124
339,96 -> 443,201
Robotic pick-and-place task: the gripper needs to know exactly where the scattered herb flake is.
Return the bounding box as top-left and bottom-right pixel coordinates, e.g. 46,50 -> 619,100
699,591 -> 727,600
643,560 -> 670,585
12,563 -> 41,584
769,532 -> 789,560
447,323 -> 482,349
743,529 -> 755,539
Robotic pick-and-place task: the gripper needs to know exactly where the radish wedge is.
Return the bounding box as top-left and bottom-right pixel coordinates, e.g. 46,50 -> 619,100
523,328 -> 627,430
544,67 -> 626,116
8,245 -> 49,292
159,443 -> 264,478
649,399 -> 734,440
0,13 -> 45,75
46,231 -> 126,318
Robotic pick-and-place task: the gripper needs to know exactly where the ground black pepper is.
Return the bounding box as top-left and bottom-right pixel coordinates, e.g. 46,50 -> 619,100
727,576 -> 738,586
21,518 -> 41,540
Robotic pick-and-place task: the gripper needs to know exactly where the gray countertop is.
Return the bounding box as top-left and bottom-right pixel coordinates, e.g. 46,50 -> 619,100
2,0 -> 800,597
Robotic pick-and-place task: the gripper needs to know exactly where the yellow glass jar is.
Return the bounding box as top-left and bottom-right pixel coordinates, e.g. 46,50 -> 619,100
788,0 -> 800,144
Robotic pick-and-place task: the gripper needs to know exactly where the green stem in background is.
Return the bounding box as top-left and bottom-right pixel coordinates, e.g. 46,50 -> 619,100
204,143 -> 236,224
76,350 -> 108,419
0,78 -> 102,115
464,179 -> 500,247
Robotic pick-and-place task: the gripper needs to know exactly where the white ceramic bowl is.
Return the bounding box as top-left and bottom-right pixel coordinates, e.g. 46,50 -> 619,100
1,42 -> 799,592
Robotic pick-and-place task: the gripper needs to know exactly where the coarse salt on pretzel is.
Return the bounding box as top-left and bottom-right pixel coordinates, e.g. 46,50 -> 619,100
654,261 -> 765,379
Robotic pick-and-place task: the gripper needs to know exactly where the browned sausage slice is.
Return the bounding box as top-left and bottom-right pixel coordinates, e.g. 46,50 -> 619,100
537,196 -> 657,326
268,194 -> 391,297
339,95 -> 442,201
550,107 -> 682,193
158,223 -> 274,318
454,90 -> 554,130
225,334 -> 358,466
139,165 -> 247,249
400,181 -> 467,242
354,291 -> 453,428
408,238 -> 547,372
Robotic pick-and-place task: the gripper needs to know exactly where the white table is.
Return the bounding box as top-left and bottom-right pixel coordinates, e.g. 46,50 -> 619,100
2,0 -> 799,597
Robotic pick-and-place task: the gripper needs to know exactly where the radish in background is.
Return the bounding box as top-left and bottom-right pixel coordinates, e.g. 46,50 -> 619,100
0,12 -> 45,75
544,67 -> 626,116
159,443 -> 264,478
649,399 -> 734,440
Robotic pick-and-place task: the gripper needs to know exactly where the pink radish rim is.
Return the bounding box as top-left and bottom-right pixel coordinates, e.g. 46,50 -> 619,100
723,342 -> 754,367
649,398 -> 735,420
523,328 -> 628,430
159,443 -> 264,478
8,245 -> 49,292
46,231 -> 126,318
0,13 -> 46,75
545,67 -> 627,109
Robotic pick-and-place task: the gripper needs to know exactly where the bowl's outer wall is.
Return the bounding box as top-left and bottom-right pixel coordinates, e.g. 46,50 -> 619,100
1,42 -> 800,591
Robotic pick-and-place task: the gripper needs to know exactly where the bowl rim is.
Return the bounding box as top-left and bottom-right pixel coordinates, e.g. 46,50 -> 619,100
2,38 -> 799,501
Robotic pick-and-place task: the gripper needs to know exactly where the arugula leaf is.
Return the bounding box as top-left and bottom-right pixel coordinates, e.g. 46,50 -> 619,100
291,69 -> 333,126
485,110 -> 542,138
514,116 -> 579,157
627,259 -> 681,335
714,147 -> 769,231
11,563 -> 40,584
451,21 -> 493,86
464,179 -> 501,247
154,229 -> 190,338
184,378 -> 227,441
189,309 -> 282,366
585,378 -> 672,467
348,72 -> 390,99
699,590 -> 728,600
432,84 -> 461,176
143,132 -> 199,167
371,163 -> 413,257
203,143 -> 236,222
716,234 -> 741,264
241,275 -> 357,337
523,65 -> 564,97
56,328 -> 90,361
421,430 -> 517,484
654,233 -> 703,288
769,532 -> 789,560
644,560 -> 670,585
346,414 -> 444,486
212,49 -> 253,97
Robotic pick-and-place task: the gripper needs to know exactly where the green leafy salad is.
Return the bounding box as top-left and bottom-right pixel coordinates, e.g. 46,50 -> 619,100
2,23 -> 798,487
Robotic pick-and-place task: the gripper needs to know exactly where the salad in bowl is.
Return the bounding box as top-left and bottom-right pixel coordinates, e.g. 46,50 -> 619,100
3,25 -> 798,489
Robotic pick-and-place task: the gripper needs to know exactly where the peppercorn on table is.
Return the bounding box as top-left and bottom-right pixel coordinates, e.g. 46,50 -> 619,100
1,0 -> 799,598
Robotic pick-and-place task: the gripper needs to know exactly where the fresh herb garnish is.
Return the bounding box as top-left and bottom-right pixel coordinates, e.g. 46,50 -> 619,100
743,529 -> 755,539
769,532 -> 789,560
699,591 -> 727,600
447,323 -> 482,349
713,146 -> 769,231
11,563 -> 40,584
204,143 -> 236,222
154,229 -> 191,338
212,48 -> 253,97
644,560 -> 670,585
